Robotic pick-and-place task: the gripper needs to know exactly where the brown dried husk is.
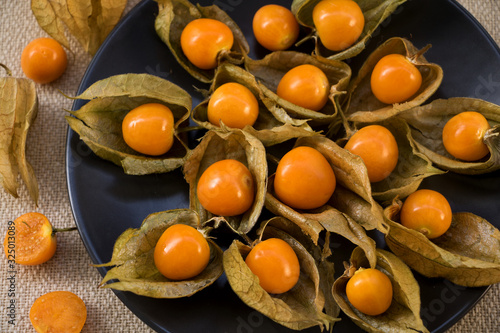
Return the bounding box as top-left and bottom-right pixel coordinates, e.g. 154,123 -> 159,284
0,75 -> 39,204
382,199 -> 500,287
97,209 -> 224,298
244,51 -> 351,127
333,247 -> 428,333
223,217 -> 339,331
183,129 -> 267,234
291,0 -> 408,61
31,0 -> 127,55
191,63 -> 319,146
343,37 -> 443,122
265,136 -> 380,266
397,97 -> 500,174
66,73 -> 192,175
155,0 -> 249,83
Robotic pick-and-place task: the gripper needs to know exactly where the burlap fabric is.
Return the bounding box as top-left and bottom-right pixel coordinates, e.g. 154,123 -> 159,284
0,1 -> 499,332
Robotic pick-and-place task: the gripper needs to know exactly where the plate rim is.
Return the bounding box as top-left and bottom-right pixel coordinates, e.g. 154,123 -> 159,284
64,0 -> 500,332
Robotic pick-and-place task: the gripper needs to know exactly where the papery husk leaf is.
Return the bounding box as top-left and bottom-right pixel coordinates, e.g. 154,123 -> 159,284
98,209 -> 224,298
0,77 -> 39,204
223,230 -> 338,331
298,135 -> 384,230
291,0 -> 408,61
256,216 -> 340,319
344,37 -> 443,122
333,247 -> 428,333
303,206 -> 378,268
245,51 -> 351,126
155,0 -> 249,83
346,118 -> 444,203
183,129 -> 267,234
383,200 -> 500,287
398,97 -> 500,174
265,135 -> 382,255
191,63 -> 319,146
264,176 -> 325,245
31,0 -> 127,55
66,73 -> 191,175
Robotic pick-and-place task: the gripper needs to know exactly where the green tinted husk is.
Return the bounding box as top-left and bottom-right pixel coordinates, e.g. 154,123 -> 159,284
98,209 -> 224,298
333,247 -> 428,333
191,63 -> 319,146
66,73 -> 192,175
383,199 -> 500,287
291,0 -> 408,60
155,0 -> 249,83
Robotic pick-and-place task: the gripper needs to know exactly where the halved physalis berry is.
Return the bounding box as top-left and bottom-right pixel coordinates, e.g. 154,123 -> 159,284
4,212 -> 76,265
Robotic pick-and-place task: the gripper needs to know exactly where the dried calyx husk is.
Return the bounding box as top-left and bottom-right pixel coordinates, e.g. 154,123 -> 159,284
183,129 -> 267,235
265,135 -> 380,267
333,247 -> 428,333
191,63 -> 319,146
338,118 -> 444,203
382,198 -> 500,287
97,209 -> 224,298
343,37 -> 443,123
223,216 -> 340,331
291,0 -> 408,61
155,0 -> 249,83
0,65 -> 39,204
397,97 -> 500,174
31,0 -> 128,56
66,73 -> 191,175
244,51 -> 351,127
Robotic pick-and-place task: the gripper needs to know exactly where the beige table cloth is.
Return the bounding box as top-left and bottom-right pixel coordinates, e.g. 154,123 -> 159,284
1,1 -> 499,332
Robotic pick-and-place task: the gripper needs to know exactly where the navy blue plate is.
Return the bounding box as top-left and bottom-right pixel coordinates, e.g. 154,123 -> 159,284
66,0 -> 500,332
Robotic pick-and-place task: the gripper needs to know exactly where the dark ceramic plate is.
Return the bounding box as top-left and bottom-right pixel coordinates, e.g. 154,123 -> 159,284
66,0 -> 500,332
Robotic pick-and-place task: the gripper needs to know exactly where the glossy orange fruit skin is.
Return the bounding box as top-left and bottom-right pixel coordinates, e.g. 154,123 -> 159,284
197,159 -> 255,216
30,291 -> 87,333
400,189 -> 452,239
274,146 -> 336,210
277,64 -> 330,111
21,37 -> 67,84
252,4 -> 300,51
442,111 -> 490,161
207,82 -> 259,129
154,224 -> 210,281
312,0 -> 365,51
245,238 -> 300,294
122,103 -> 175,156
370,54 -> 422,104
344,125 -> 399,183
346,268 -> 393,316
4,212 -> 56,265
180,18 -> 234,70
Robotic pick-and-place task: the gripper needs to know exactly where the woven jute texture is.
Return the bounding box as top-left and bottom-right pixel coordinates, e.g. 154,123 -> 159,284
1,1 -> 499,332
